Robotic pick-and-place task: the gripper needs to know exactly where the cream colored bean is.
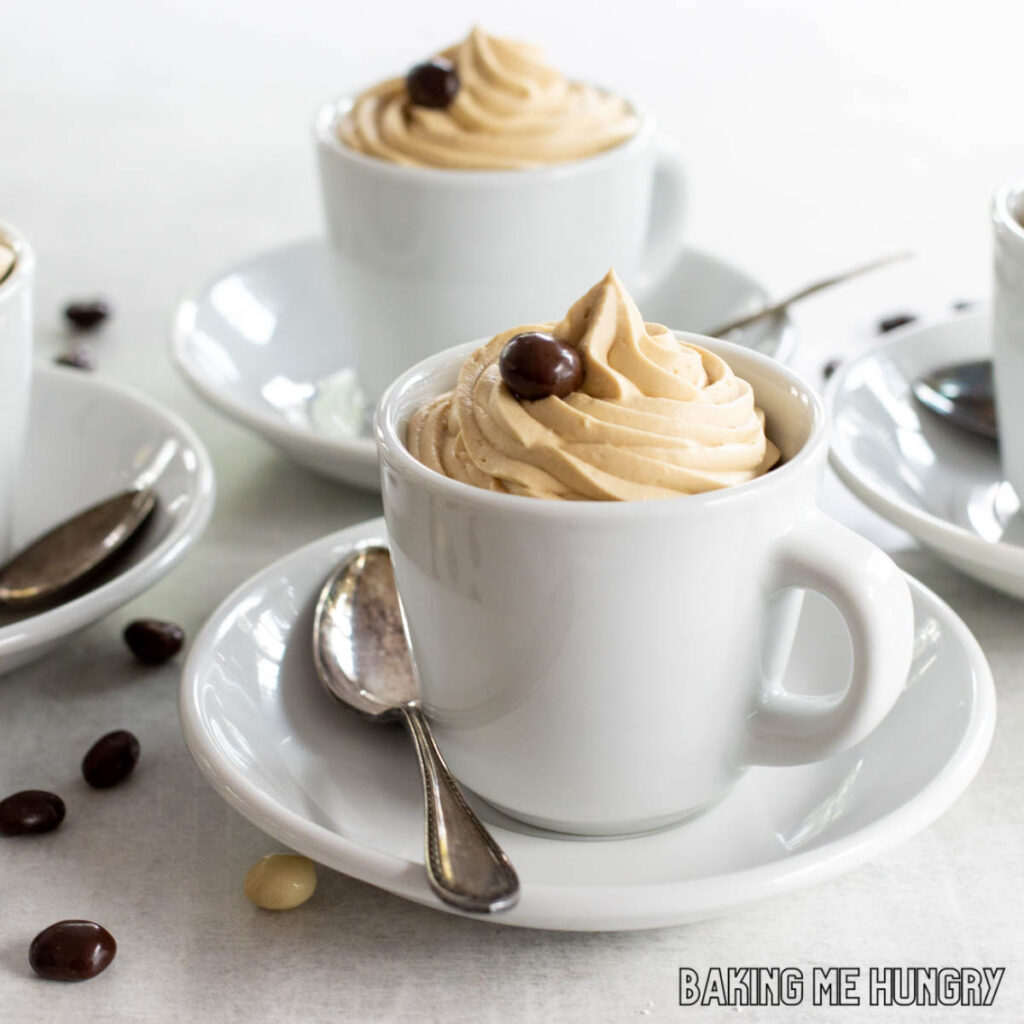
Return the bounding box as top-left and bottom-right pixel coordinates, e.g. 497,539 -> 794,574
244,854 -> 317,910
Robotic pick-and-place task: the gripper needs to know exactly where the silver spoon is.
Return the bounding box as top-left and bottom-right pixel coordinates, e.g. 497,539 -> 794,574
0,488 -> 156,607
912,359 -> 997,441
707,251 -> 912,337
312,544 -> 520,914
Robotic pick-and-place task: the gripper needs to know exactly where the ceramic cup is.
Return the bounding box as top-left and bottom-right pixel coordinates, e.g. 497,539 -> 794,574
0,222 -> 34,561
314,97 -> 686,400
993,180 -> 1024,497
376,336 -> 915,836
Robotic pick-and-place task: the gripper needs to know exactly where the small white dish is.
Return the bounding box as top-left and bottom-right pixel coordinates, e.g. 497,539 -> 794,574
170,238 -> 796,491
180,517 -> 994,932
0,366 -> 215,675
829,312 -> 1024,599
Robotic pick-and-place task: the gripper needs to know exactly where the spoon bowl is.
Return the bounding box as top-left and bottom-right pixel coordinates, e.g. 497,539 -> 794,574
313,544 -> 415,720
0,488 -> 156,607
912,359 -> 997,441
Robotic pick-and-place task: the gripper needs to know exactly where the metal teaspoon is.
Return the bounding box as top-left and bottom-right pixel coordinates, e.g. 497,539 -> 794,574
312,543 -> 520,914
707,251 -> 912,337
0,488 -> 156,607
911,359 -> 998,441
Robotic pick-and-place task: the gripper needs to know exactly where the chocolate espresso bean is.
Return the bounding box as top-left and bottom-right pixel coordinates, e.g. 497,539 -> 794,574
63,300 -> 110,332
81,730 -> 139,789
499,332 -> 584,401
877,313 -> 917,334
30,920 -> 116,981
822,358 -> 842,381
124,619 -> 185,664
406,58 -> 460,109
0,790 -> 66,836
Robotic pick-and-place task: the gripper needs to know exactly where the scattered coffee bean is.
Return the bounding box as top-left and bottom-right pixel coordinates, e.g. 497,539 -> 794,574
29,920 -> 116,981
499,332 -> 584,401
81,730 -> 139,789
63,300 -> 110,332
822,358 -> 842,381
877,313 -> 917,334
953,299 -> 977,312
244,853 -> 317,910
0,790 -> 66,836
123,619 -> 185,664
54,349 -> 94,371
406,58 -> 460,109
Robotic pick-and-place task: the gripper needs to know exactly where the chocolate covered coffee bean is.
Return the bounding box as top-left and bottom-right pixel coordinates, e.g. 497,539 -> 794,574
81,730 -> 139,789
0,790 -> 65,836
29,920 -> 116,981
499,331 -> 584,401
406,58 -> 460,109
123,619 -> 185,664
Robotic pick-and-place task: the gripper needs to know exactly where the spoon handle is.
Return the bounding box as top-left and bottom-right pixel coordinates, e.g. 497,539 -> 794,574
401,706 -> 520,913
707,251 -> 912,337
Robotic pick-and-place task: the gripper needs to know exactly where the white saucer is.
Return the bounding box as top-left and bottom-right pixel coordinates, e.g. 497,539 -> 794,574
0,366 -> 215,675
180,517 -> 994,932
828,312 -> 1024,599
170,238 -> 796,491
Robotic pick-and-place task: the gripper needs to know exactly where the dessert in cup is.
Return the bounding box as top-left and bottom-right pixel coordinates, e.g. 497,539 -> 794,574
0,221 -> 34,562
993,179 -> 1024,495
376,271 -> 914,835
314,28 -> 687,399
827,179 -> 1024,601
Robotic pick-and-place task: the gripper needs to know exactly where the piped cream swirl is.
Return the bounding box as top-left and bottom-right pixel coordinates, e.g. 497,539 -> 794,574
339,27 -> 638,170
0,242 -> 14,286
407,271 -> 781,500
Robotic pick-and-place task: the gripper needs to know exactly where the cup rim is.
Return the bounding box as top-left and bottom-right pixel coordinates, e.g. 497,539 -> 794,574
312,89 -> 655,186
993,179 -> 1024,244
375,333 -> 827,519
0,220 -> 35,295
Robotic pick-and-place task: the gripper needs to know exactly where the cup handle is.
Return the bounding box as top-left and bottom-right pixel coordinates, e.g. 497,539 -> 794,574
744,514 -> 914,766
634,139 -> 687,293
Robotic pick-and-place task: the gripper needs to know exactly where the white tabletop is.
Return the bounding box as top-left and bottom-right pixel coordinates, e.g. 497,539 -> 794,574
3,1 -> 1023,1020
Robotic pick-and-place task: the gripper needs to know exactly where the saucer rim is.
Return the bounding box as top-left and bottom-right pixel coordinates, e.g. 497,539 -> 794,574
168,238 -> 797,480
179,516 -> 995,931
826,311 -> 1024,575
0,365 -> 216,664
170,284 -> 378,468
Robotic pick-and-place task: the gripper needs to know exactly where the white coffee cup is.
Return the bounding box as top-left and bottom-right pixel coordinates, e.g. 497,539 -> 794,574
376,336 -> 914,836
993,180 -> 1024,496
314,97 -> 686,400
0,222 -> 34,561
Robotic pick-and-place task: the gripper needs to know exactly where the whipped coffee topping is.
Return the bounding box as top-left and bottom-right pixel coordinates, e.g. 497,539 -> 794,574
339,27 -> 638,170
406,271 -> 781,500
0,242 -> 15,285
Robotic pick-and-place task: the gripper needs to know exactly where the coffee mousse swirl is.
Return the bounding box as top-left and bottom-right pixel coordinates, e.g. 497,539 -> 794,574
339,27 -> 638,170
407,271 -> 781,500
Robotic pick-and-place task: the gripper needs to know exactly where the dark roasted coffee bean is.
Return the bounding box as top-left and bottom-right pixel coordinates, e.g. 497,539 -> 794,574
406,58 -> 460,109
0,790 -> 65,836
54,349 -> 93,371
82,730 -> 139,789
124,619 -> 185,664
499,332 -> 584,401
30,920 -> 116,981
822,358 -> 842,381
63,300 -> 110,332
953,299 -> 977,312
877,313 -> 917,334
